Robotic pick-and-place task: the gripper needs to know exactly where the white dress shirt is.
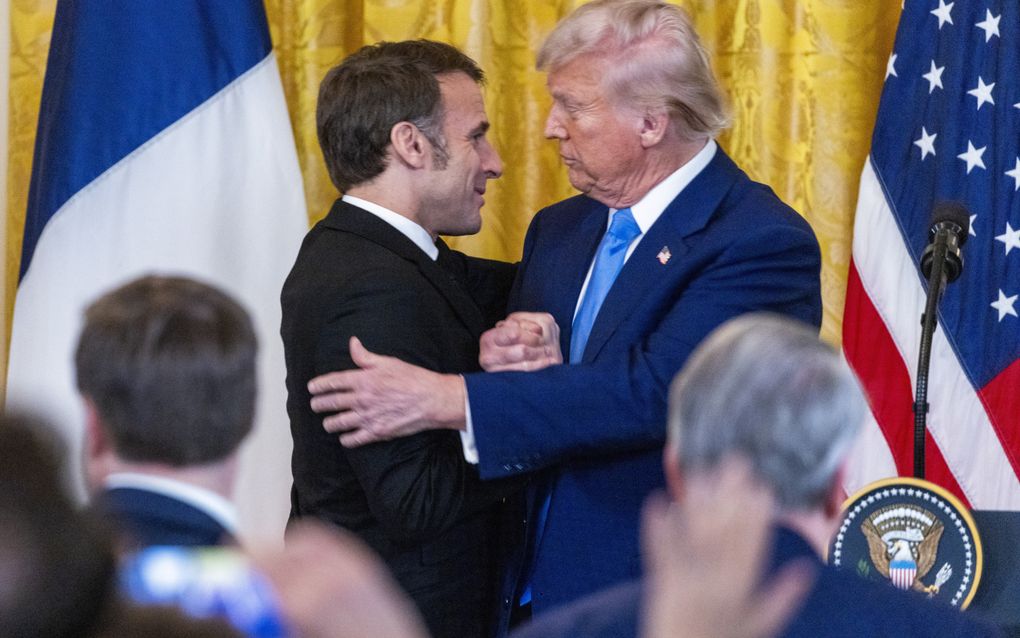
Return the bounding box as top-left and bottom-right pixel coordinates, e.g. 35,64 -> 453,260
342,194 -> 438,260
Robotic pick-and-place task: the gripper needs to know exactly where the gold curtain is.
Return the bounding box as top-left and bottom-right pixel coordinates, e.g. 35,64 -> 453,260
4,0 -> 900,393
682,0 -> 901,343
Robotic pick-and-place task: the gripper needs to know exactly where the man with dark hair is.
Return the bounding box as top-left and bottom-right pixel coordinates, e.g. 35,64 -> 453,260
281,40 -> 522,638
77,275 -> 257,549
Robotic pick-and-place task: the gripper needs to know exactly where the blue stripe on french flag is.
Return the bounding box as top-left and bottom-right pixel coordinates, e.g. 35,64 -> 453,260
21,0 -> 273,280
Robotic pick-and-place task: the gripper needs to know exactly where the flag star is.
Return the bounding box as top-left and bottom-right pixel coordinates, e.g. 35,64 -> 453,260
914,127 -> 937,160
886,53 -> 898,80
957,141 -> 986,174
976,9 -> 1001,42
922,60 -> 945,93
995,222 -> 1020,255
991,289 -> 1018,322
931,0 -> 954,29
969,214 -> 977,237
967,77 -> 995,110
1007,157 -> 1020,191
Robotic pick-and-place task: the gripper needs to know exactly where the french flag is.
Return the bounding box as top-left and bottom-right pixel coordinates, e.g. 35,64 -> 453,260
5,0 -> 307,541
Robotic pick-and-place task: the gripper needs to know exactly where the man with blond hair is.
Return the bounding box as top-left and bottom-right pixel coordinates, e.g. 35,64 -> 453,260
309,0 -> 822,621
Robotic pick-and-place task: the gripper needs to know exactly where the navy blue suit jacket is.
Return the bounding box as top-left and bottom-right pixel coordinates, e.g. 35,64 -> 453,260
95,486 -> 235,549
464,148 -> 823,616
510,527 -> 1001,638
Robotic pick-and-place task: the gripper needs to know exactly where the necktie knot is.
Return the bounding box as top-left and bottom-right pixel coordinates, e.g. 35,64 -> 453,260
607,208 -> 640,243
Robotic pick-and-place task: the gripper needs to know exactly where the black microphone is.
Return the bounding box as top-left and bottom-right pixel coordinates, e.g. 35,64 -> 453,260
912,202 -> 969,479
920,202 -> 969,283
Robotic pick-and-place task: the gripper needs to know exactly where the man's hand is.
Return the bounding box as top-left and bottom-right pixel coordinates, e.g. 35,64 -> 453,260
640,456 -> 813,638
479,311 -> 563,372
309,337 -> 467,447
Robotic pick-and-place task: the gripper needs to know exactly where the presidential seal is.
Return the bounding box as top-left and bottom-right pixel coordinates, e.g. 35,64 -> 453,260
829,477 -> 982,608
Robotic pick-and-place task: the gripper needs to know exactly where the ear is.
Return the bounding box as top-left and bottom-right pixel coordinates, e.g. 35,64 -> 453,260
389,121 -> 430,169
823,461 -> 850,520
83,398 -> 108,459
638,109 -> 670,148
662,444 -> 684,502
82,398 -> 113,491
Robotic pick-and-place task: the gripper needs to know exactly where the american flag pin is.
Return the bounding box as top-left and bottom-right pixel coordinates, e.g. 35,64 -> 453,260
656,246 -> 671,265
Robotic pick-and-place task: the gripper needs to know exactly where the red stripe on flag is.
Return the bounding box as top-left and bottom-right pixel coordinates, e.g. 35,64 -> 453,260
979,358 -> 1020,477
925,432 -> 970,509
843,261 -> 914,476
843,261 -> 971,507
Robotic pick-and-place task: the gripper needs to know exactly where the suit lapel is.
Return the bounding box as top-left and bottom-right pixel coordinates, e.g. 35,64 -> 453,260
426,239 -> 488,336
580,150 -> 743,362
323,201 -> 486,336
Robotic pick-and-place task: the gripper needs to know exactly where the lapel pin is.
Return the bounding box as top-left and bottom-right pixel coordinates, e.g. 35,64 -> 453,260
656,246 -> 672,265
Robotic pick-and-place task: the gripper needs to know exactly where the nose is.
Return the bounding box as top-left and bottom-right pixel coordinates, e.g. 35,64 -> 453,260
481,138 -> 503,179
544,104 -> 567,140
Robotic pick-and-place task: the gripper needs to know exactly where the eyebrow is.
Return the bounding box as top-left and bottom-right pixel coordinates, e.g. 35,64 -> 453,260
469,121 -> 490,137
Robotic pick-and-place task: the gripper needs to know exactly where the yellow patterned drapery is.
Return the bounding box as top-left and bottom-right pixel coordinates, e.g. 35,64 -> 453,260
5,1 -> 900,393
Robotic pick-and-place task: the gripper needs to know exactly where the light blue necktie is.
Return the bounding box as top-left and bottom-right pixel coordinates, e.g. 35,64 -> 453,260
518,209 -> 641,607
569,208 -> 641,363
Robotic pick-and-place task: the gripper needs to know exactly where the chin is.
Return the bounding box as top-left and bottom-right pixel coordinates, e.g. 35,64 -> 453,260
443,218 -> 482,237
566,172 -> 594,194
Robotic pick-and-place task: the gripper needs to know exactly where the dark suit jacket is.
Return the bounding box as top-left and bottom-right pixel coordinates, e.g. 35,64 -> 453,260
509,527 -> 1001,638
281,200 -> 522,638
95,486 -> 235,549
464,148 -> 824,617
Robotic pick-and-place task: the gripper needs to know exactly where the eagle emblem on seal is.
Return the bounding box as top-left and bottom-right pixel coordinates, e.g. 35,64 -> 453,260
861,504 -> 953,595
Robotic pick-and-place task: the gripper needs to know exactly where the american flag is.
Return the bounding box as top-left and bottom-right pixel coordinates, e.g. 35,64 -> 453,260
843,0 -> 1020,508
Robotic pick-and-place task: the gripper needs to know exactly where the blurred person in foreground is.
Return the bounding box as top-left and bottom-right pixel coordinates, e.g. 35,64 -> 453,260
0,413 -> 242,638
309,0 -> 822,619
510,314 -> 999,638
77,275 -> 257,550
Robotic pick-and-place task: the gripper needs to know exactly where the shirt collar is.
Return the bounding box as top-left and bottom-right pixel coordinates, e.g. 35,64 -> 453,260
612,139 -> 718,233
104,472 -> 239,535
342,194 -> 439,260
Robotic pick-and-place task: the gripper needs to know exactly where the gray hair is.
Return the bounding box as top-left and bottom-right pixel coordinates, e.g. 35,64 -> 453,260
537,0 -> 730,141
667,313 -> 867,510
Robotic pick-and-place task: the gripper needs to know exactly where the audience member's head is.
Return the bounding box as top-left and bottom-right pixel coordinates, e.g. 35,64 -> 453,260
75,275 -> 257,487
0,413 -> 116,636
664,313 -> 867,549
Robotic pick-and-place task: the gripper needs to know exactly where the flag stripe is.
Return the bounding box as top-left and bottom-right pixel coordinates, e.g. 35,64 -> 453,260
978,359 -> 1020,474
843,259 -> 971,507
21,0 -> 272,279
843,260 -> 915,478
